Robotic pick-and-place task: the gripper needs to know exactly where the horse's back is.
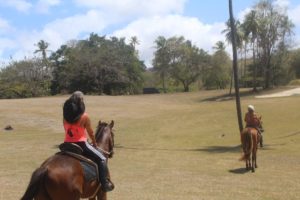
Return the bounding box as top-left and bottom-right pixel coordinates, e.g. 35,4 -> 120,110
38,154 -> 84,199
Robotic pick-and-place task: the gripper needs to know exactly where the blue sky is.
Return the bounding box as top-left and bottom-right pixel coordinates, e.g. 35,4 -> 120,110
0,0 -> 300,67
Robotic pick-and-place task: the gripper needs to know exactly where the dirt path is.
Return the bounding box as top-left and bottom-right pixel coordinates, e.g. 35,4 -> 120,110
256,87 -> 300,98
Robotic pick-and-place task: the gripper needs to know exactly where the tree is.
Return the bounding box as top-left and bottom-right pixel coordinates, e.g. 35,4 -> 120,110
49,34 -> 145,95
153,36 -> 170,93
213,41 -> 226,51
253,0 -> 294,88
153,36 -> 209,92
168,37 -> 205,92
130,36 -> 140,57
229,0 -> 243,132
34,40 -> 50,60
289,49 -> 300,79
0,58 -> 51,98
204,41 -> 231,89
242,10 -> 259,91
222,19 -> 244,94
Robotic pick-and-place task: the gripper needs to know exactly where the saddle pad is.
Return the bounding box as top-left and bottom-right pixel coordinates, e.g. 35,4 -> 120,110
57,151 -> 99,183
80,161 -> 98,182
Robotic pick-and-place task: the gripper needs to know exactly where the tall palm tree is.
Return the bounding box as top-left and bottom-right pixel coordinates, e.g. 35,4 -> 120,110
228,0 -> 243,132
153,36 -> 169,93
129,36 -> 140,57
213,41 -> 226,51
222,19 -> 245,94
34,40 -> 50,60
242,10 -> 259,91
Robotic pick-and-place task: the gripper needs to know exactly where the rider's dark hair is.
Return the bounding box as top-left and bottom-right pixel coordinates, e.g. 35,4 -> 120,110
63,91 -> 85,123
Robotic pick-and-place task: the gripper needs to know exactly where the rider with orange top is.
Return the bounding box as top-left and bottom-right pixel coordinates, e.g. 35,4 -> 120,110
63,91 -> 114,192
244,105 -> 264,147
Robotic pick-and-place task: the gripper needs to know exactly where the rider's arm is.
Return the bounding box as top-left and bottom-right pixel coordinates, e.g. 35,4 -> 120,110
244,113 -> 248,122
84,115 -> 97,147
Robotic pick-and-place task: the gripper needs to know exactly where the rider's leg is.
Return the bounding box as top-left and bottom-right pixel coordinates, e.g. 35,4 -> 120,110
84,142 -> 114,192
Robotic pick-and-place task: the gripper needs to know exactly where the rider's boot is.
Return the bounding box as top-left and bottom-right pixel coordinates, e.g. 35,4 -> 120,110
98,160 -> 114,192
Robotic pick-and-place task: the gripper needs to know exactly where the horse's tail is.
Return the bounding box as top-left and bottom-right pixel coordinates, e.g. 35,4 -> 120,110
239,129 -> 253,161
20,167 -> 48,200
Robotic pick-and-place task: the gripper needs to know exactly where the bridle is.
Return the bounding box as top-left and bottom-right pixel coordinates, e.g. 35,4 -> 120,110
95,123 -> 114,158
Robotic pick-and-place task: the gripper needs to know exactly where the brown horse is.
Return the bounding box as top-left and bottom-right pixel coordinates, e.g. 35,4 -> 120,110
20,120 -> 115,200
240,127 -> 259,172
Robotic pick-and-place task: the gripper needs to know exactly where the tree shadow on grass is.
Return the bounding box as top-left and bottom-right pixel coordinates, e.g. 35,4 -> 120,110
115,144 -> 242,153
200,89 -> 263,102
193,145 -> 241,154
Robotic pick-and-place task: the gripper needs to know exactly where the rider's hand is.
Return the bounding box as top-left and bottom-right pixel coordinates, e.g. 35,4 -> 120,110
92,143 -> 98,147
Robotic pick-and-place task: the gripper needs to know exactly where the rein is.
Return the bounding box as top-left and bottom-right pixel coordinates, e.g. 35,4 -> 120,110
97,147 -> 113,157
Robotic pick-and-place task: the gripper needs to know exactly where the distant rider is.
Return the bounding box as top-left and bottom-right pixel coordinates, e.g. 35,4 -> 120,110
244,105 -> 264,147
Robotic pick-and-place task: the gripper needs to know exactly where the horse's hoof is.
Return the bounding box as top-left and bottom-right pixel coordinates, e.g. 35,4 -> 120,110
251,168 -> 255,173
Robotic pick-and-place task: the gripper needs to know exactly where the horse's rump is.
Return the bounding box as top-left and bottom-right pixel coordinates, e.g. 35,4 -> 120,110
47,154 -> 100,199
240,128 -> 255,161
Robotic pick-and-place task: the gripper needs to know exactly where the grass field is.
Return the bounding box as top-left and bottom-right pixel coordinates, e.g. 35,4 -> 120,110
0,89 -> 300,200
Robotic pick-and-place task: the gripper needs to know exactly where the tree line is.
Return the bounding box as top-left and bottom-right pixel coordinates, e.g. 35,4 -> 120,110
0,0 -> 300,99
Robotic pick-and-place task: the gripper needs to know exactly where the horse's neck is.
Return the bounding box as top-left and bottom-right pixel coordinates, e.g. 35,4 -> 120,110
97,129 -> 110,149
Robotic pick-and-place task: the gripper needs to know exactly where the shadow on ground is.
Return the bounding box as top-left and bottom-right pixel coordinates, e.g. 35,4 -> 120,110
228,168 -> 249,174
200,89 -> 262,102
115,144 -> 241,153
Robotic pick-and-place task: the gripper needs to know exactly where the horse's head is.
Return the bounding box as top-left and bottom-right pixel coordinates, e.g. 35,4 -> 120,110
258,116 -> 264,132
95,120 -> 115,158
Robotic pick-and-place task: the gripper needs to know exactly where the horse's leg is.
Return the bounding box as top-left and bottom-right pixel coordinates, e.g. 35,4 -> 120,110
97,189 -> 107,200
246,157 -> 250,170
254,147 -> 258,168
251,151 -> 256,172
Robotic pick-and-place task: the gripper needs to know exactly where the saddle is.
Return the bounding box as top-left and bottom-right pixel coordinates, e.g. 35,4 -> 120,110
58,143 -> 99,183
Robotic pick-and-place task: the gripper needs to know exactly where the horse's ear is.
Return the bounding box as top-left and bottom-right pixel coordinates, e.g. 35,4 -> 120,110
110,120 -> 114,128
98,120 -> 102,125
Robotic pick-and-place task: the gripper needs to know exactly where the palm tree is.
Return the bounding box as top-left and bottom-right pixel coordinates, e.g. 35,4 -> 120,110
130,36 -> 140,49
228,0 -> 243,132
222,19 -> 244,94
129,36 -> 140,57
153,36 -> 169,93
213,41 -> 226,51
242,10 -> 259,91
34,40 -> 50,60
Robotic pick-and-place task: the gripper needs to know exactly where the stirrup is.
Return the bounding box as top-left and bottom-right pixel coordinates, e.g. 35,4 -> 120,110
102,179 -> 114,192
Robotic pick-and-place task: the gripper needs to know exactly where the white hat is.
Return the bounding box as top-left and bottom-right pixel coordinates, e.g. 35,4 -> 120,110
248,105 -> 255,111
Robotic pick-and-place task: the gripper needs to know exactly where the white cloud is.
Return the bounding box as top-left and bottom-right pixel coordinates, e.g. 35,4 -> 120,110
0,18 -> 12,35
3,9 -> 110,61
74,0 -> 187,18
289,5 -> 300,26
237,7 -> 252,21
0,0 -> 32,13
44,10 -> 107,42
274,0 -> 290,10
0,38 -> 16,55
113,15 -> 226,67
36,0 -> 61,14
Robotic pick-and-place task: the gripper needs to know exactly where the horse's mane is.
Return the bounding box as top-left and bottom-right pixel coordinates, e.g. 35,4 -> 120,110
95,122 -> 109,142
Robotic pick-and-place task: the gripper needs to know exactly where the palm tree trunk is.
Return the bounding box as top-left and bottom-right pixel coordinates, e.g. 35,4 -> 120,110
252,42 -> 257,92
229,69 -> 233,95
229,0 -> 244,133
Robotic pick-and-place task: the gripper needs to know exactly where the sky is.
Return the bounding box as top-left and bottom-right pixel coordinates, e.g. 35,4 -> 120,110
0,0 -> 300,68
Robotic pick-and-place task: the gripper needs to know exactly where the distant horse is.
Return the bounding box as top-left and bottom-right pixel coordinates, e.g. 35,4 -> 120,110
240,127 -> 258,172
21,120 -> 115,200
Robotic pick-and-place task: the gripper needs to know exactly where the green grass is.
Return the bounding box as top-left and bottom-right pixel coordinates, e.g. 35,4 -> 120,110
0,90 -> 300,200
